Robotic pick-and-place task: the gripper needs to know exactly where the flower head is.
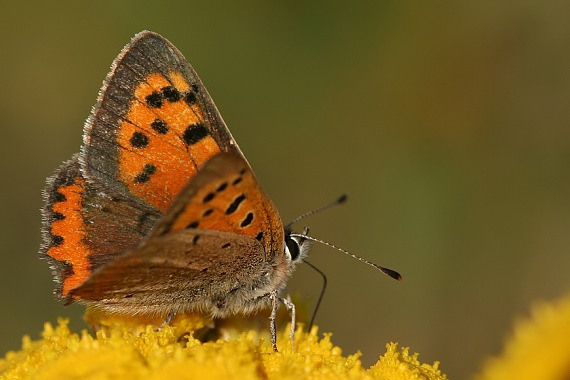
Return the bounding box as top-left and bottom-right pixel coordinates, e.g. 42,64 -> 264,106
477,295 -> 570,380
1,312 -> 447,379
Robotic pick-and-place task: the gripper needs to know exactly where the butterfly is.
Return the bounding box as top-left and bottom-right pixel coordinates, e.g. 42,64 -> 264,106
40,31 -> 315,351
41,31 -> 400,351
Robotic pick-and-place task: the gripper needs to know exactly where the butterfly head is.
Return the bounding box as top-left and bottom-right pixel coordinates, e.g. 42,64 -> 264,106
280,195 -> 348,267
284,226 -> 311,264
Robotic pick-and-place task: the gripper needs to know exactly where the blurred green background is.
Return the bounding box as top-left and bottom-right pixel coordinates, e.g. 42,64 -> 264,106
1,1 -> 569,378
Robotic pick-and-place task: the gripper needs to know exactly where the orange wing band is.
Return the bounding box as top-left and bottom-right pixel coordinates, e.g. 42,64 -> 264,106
47,177 -> 93,297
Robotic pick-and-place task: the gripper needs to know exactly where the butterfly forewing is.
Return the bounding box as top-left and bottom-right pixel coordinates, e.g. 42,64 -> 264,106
151,153 -> 284,258
83,31 -> 245,212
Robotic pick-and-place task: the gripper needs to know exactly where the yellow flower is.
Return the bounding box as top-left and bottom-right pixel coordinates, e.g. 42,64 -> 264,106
0,311 -> 447,379
477,295 -> 570,380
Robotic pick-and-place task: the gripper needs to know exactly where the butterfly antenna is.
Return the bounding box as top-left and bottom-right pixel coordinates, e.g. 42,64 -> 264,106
303,260 -> 327,331
286,194 -> 347,230
289,233 -> 402,281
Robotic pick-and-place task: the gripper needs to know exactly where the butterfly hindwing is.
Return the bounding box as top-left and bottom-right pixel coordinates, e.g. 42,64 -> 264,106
41,155 -> 160,299
82,31 -> 244,212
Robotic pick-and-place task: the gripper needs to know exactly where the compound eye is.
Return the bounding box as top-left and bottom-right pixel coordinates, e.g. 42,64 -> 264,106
285,236 -> 301,261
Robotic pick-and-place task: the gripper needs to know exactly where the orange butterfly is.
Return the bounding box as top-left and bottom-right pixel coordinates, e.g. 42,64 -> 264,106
41,31 -> 400,351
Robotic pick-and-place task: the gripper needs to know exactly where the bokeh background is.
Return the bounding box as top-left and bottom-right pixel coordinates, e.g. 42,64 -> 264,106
1,1 -> 569,378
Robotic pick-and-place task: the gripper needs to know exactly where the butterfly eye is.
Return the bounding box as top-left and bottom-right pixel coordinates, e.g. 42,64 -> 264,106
285,236 -> 301,261
285,234 -> 312,262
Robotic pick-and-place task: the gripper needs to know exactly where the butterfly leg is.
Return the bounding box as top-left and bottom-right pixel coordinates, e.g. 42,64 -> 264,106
156,309 -> 177,331
269,290 -> 279,352
279,295 -> 296,350
164,309 -> 177,325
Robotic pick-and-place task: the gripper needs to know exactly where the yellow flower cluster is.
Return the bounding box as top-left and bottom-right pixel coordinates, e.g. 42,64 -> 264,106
0,313 -> 446,380
4,293 -> 570,379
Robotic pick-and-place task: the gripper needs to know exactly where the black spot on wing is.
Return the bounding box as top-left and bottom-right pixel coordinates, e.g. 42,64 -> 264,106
151,119 -> 169,134
184,91 -> 197,105
225,194 -> 246,214
130,131 -> 149,148
183,123 -> 209,145
52,235 -> 64,246
203,192 -> 215,203
162,86 -> 181,102
52,212 -> 65,221
134,164 -> 157,183
53,191 -> 66,203
240,212 -> 254,227
145,92 -> 163,108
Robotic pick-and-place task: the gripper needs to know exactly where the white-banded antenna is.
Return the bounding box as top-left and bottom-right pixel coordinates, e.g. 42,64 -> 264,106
290,233 -> 402,281
285,194 -> 347,230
